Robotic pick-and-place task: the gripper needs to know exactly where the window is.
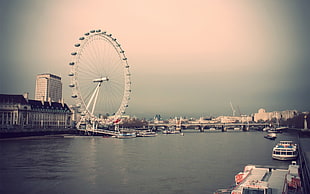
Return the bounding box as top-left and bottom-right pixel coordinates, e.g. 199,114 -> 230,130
243,188 -> 265,194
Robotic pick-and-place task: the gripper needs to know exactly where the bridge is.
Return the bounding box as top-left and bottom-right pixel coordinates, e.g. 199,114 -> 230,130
76,122 -> 271,135
149,122 -> 270,131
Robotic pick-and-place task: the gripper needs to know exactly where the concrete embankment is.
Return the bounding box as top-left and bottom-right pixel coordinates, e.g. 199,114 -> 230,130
0,128 -> 78,139
298,134 -> 310,194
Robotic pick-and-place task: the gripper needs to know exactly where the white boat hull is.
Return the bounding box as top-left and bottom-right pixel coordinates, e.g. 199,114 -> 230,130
272,154 -> 297,161
116,133 -> 136,139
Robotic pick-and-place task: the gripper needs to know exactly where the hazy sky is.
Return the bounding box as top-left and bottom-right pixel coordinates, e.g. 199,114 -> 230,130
0,0 -> 309,118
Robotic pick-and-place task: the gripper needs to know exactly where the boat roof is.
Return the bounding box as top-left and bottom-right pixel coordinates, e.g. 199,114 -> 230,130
274,145 -> 296,148
233,167 -> 267,191
273,143 -> 297,150
267,169 -> 289,194
279,140 -> 294,144
233,166 -> 289,194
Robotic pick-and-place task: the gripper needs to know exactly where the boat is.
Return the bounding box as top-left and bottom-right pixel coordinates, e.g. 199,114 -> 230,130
115,130 -> 136,139
267,128 -> 282,133
162,126 -> 181,134
275,126 -> 288,130
136,130 -> 157,137
262,126 -> 271,132
162,130 -> 181,134
272,140 -> 298,160
214,161 -> 301,194
264,133 -> 277,140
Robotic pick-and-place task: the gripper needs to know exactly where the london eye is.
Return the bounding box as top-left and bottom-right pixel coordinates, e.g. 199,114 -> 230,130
68,29 -> 131,129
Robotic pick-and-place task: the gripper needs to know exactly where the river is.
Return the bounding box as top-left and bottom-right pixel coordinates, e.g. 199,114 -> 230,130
0,130 -> 298,194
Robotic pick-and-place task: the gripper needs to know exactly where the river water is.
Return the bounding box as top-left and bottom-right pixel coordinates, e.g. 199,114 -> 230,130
0,130 -> 298,194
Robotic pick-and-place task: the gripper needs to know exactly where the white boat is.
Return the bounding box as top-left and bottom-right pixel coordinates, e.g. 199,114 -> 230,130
267,128 -> 283,133
262,126 -> 271,132
264,133 -> 277,140
136,131 -> 157,137
275,126 -> 288,130
162,130 -> 181,134
272,141 -> 298,161
162,126 -> 181,134
214,161 -> 301,194
115,131 -> 136,139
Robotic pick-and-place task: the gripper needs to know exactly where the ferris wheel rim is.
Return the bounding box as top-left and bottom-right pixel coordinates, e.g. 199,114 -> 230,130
68,29 -> 131,123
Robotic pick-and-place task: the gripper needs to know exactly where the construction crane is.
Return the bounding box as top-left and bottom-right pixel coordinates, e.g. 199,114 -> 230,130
230,101 -> 236,117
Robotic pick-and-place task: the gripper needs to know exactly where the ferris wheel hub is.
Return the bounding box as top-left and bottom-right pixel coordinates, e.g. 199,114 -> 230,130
93,77 -> 109,83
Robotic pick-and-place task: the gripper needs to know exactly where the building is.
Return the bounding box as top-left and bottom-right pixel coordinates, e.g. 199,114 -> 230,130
215,115 -> 252,123
254,108 -> 298,122
0,94 -> 72,131
35,73 -> 62,102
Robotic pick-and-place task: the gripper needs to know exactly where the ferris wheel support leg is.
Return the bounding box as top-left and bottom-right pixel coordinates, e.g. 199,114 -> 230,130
91,84 -> 101,115
86,83 -> 101,114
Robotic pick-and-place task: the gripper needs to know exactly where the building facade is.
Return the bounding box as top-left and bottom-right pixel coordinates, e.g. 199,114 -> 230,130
254,108 -> 298,122
0,94 -> 72,131
35,73 -> 62,102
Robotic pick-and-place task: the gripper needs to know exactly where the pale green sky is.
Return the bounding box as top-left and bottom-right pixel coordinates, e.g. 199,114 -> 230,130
0,0 -> 309,118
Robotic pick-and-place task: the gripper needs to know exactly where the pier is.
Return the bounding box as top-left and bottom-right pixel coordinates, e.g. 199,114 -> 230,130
77,128 -> 118,136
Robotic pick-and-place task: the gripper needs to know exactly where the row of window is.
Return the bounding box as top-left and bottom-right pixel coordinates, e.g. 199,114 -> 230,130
273,150 -> 297,155
0,110 -> 71,128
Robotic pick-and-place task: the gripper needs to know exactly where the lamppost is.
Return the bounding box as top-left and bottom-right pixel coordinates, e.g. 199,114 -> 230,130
304,115 -> 308,130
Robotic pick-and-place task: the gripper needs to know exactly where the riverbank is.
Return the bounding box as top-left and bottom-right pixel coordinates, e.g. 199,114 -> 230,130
285,128 -> 310,138
0,128 -> 78,139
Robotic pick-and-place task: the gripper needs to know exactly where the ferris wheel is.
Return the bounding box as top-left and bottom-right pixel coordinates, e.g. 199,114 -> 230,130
68,29 -> 131,126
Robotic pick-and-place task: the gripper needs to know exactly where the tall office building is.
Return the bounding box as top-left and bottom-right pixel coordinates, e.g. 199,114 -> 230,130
35,73 -> 62,102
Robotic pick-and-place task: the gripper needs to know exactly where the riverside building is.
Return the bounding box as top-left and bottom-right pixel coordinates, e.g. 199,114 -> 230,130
35,73 -> 62,102
0,93 -> 72,131
253,108 -> 298,122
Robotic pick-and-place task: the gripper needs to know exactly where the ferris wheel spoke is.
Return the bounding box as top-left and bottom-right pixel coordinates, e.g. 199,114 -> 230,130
81,42 -> 102,75
79,65 -> 100,80
80,54 -> 101,76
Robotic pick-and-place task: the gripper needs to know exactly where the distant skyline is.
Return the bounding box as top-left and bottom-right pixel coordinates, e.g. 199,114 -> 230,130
0,0 -> 310,118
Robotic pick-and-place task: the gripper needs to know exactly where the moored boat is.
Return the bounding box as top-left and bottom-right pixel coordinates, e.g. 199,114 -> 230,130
115,130 -> 136,139
214,161 -> 301,194
267,128 -> 282,133
272,140 -> 298,160
162,130 -> 181,134
264,133 -> 277,140
262,126 -> 271,132
136,131 -> 157,137
276,126 -> 288,130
